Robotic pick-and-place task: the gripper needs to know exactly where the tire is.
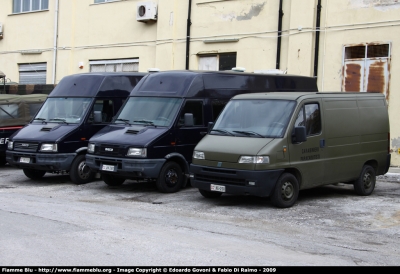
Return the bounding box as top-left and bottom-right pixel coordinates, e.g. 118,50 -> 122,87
270,173 -> 299,208
156,161 -> 184,193
23,169 -> 46,180
69,154 -> 95,185
354,165 -> 376,196
102,174 -> 126,186
199,189 -> 222,198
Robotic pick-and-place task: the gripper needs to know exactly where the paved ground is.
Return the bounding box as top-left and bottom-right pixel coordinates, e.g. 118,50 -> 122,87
0,164 -> 399,266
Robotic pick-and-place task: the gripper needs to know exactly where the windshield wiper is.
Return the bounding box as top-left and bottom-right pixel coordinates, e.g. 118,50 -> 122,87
211,129 -> 235,136
133,119 -> 154,126
233,130 -> 265,138
115,118 -> 131,125
33,118 -> 47,124
49,118 -> 67,124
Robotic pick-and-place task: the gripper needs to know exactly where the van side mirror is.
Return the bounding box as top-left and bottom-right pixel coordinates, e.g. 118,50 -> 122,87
292,126 -> 307,143
208,122 -> 214,133
94,111 -> 102,123
184,113 -> 194,127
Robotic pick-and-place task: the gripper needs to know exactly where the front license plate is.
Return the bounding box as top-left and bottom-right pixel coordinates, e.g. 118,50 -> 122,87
211,184 -> 226,193
101,164 -> 116,172
20,157 -> 30,164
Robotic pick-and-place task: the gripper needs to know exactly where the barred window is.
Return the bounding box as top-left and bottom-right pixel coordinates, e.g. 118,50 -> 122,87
89,59 -> 139,73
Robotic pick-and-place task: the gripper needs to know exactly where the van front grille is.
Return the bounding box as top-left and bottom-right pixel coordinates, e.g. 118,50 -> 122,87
96,144 -> 125,157
14,142 -> 39,152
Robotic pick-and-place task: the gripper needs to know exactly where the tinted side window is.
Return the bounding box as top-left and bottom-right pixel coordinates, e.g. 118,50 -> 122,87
212,100 -> 228,122
90,99 -> 115,123
180,101 -> 204,126
294,103 -> 321,136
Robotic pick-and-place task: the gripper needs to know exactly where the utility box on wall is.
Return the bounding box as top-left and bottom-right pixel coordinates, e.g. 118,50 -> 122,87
136,2 -> 158,22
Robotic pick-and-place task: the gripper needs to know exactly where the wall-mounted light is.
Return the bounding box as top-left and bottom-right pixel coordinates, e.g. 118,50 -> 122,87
79,62 -> 84,69
203,38 -> 239,44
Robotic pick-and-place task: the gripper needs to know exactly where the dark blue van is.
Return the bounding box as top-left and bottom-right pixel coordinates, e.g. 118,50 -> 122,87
85,70 -> 318,193
6,72 -> 146,184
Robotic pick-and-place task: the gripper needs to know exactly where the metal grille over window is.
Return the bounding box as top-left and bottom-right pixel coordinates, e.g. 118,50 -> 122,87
89,59 -> 139,73
18,63 -> 47,84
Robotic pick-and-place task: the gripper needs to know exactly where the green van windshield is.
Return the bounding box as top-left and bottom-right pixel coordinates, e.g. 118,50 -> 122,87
212,99 -> 296,138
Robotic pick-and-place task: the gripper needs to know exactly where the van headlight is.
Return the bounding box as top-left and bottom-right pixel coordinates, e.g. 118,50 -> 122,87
239,156 -> 270,164
127,148 -> 147,158
193,151 -> 205,160
87,143 -> 95,154
40,143 -> 58,152
7,141 -> 14,150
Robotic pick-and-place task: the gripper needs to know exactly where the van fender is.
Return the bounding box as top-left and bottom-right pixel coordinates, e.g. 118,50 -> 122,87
164,153 -> 190,187
75,147 -> 87,155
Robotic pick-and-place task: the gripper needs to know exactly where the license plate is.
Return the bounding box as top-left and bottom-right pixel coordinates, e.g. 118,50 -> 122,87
211,184 -> 226,192
20,157 -> 30,163
101,164 -> 116,172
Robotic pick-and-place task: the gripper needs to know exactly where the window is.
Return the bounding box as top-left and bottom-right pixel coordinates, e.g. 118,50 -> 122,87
179,101 -> 204,126
294,103 -> 321,136
13,0 -> 49,14
91,99 -> 115,123
89,59 -> 139,73
342,43 -> 391,97
0,104 -> 18,120
198,53 -> 237,71
19,63 -> 47,84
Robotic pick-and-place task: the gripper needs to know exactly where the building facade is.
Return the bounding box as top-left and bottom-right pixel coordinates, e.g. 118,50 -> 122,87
1,0 -> 399,165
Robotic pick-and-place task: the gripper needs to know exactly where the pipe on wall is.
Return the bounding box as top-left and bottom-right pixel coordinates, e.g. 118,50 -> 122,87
52,0 -> 60,84
276,0 -> 284,69
313,0 -> 322,78
185,0 -> 192,70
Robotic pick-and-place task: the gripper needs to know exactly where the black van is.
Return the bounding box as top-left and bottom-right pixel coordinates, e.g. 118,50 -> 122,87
85,70 -> 318,193
6,72 -> 146,184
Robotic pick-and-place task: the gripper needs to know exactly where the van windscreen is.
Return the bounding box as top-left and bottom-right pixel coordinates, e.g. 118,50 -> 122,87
114,97 -> 183,127
212,99 -> 296,138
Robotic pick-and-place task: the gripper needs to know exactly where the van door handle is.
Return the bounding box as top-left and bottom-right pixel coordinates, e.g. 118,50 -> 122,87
320,139 -> 325,148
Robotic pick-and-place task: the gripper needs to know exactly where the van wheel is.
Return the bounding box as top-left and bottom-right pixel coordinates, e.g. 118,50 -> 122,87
271,173 -> 299,208
354,165 -> 376,196
156,161 -> 184,193
199,189 -> 222,198
69,155 -> 95,185
102,174 -> 126,186
23,169 -> 46,180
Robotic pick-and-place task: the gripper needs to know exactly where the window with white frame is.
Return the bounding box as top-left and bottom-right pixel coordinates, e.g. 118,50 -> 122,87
198,53 -> 237,71
13,0 -> 49,14
89,59 -> 139,73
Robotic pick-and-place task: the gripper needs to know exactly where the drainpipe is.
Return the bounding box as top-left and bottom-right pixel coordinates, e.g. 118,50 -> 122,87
185,0 -> 192,70
276,0 -> 283,69
52,0 -> 59,84
313,0 -> 322,78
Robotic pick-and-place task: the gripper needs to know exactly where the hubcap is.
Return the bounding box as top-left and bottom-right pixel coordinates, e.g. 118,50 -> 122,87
363,172 -> 372,189
281,181 -> 294,200
165,169 -> 178,186
78,161 -> 90,179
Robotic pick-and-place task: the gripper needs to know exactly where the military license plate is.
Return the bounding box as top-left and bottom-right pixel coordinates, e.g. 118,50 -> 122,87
101,164 -> 116,172
211,184 -> 226,192
20,157 -> 30,163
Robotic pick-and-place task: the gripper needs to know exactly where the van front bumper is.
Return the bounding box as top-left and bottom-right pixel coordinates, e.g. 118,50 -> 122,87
6,151 -> 76,171
190,164 -> 284,197
85,154 -> 165,179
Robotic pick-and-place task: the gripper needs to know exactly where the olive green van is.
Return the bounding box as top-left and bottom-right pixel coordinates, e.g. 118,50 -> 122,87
189,92 -> 391,208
